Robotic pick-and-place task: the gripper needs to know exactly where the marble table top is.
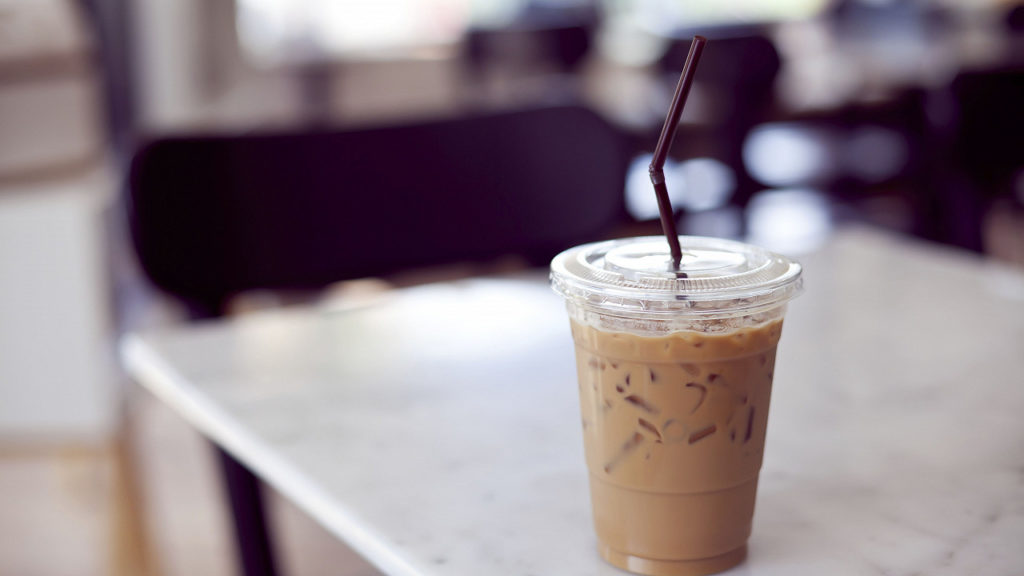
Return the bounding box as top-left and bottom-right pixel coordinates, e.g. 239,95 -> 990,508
121,228 -> 1024,576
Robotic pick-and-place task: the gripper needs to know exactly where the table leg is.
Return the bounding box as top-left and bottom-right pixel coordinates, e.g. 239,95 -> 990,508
216,446 -> 279,576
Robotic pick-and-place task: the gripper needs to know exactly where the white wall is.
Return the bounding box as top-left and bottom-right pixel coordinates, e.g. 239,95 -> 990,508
0,172 -> 116,441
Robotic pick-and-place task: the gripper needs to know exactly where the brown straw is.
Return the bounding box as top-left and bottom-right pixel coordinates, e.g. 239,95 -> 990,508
649,35 -> 707,270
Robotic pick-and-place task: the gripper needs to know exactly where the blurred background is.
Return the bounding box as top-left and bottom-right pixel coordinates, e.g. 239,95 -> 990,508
1,0 -> 1022,575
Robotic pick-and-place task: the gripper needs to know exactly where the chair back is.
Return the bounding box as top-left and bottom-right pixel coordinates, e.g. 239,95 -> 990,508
951,67 -> 1024,197
129,106 -> 627,311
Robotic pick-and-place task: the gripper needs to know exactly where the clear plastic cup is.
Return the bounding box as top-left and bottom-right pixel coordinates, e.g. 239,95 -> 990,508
550,236 -> 803,576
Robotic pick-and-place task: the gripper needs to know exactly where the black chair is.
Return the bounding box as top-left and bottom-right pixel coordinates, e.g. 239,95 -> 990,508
465,24 -> 595,77
460,4 -> 600,107
951,67 -> 1024,198
936,66 -> 1024,251
463,1 -> 599,73
128,105 -> 627,576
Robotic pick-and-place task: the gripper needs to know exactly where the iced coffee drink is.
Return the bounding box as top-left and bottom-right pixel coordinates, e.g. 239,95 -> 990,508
551,236 -> 802,576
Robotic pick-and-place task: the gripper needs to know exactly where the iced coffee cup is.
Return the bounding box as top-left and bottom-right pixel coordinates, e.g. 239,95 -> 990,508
550,236 -> 803,576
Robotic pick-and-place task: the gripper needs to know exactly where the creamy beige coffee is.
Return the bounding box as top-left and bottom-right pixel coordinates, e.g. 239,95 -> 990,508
551,236 -> 802,576
571,318 -> 782,575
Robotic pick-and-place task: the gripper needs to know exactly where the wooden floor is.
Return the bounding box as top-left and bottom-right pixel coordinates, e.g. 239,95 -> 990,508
0,391 -> 382,576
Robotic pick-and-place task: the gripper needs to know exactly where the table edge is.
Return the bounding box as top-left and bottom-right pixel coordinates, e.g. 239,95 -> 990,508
119,334 -> 425,576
